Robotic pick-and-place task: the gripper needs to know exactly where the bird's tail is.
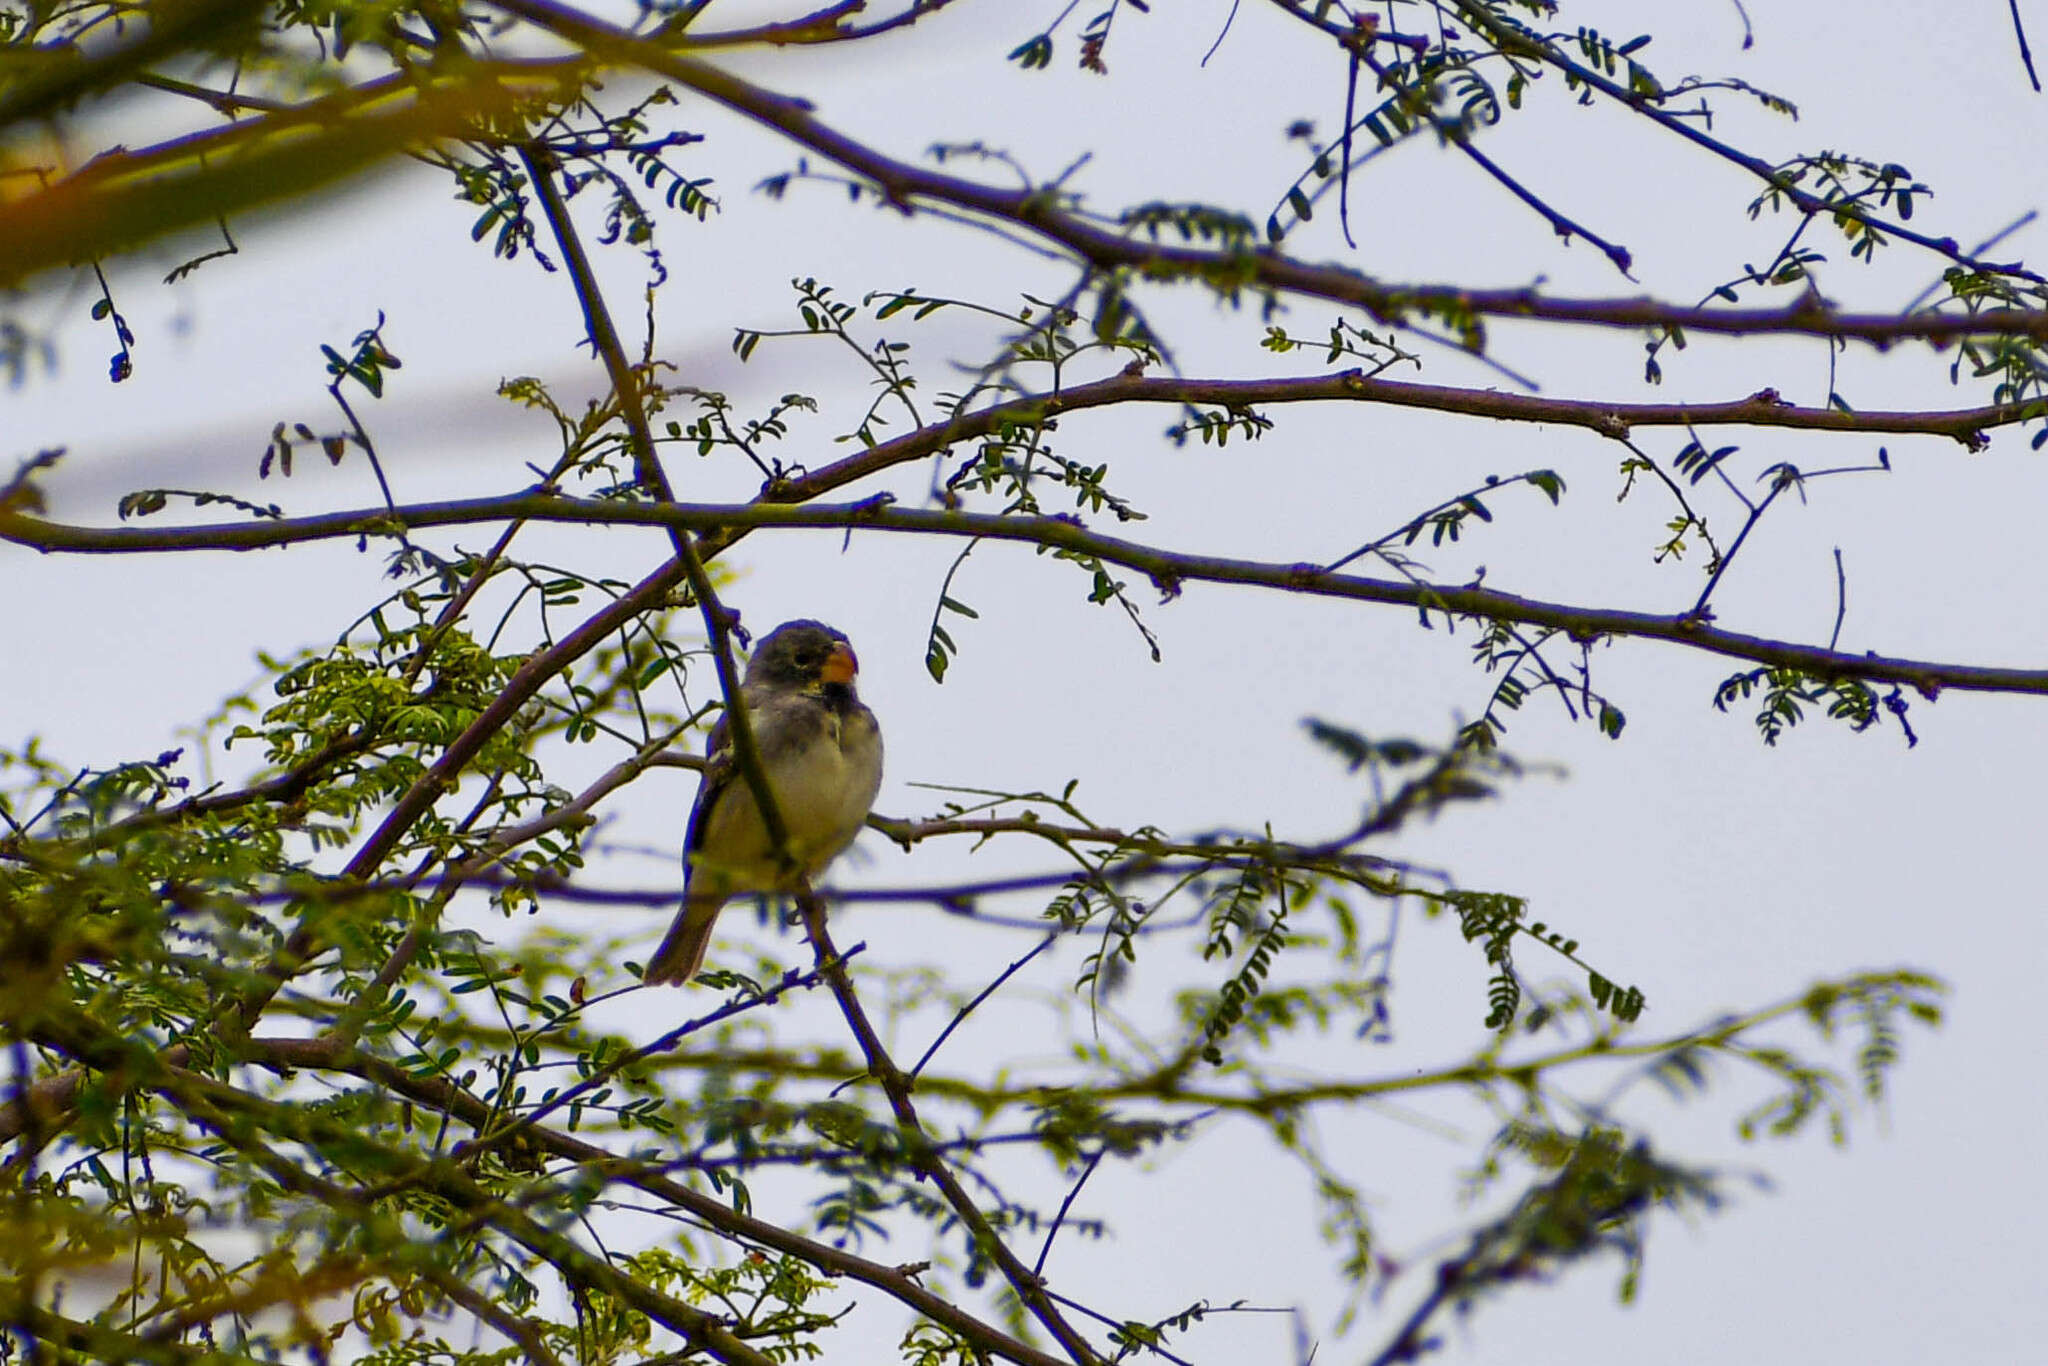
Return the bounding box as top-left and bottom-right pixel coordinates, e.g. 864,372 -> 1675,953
643,894 -> 726,985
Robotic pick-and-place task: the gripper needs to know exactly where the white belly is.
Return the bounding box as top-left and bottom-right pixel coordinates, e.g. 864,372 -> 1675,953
695,712 -> 882,892
769,721 -> 879,873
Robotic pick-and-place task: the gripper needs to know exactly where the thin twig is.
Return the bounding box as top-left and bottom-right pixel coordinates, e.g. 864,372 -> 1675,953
455,956 -> 847,1161
1829,547 -> 1848,650
910,931 -> 1061,1082
421,1269 -> 568,1366
518,139 -> 798,878
2009,0 -> 2042,92
1033,1148 -> 1107,1278
797,890 -> 1105,1365
485,0 -> 2048,336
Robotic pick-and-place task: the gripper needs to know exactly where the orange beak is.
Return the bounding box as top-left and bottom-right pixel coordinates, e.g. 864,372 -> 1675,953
820,641 -> 858,685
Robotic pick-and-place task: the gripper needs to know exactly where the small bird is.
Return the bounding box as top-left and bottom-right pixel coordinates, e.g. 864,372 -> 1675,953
643,620 -> 884,984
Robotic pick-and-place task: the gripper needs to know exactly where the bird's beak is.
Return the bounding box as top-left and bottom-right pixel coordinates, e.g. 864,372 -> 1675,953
821,641 -> 859,685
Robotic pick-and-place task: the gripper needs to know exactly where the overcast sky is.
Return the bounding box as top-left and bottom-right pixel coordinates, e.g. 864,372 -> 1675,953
6,0 -> 2046,1361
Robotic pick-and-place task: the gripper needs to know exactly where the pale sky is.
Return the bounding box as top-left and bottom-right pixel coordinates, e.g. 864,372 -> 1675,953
6,0 -> 2045,1361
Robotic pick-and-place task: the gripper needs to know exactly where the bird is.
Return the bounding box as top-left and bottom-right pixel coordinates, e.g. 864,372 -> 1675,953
643,620 -> 884,984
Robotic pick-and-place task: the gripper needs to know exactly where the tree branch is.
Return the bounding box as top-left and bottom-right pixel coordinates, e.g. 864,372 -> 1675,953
1432,0 -> 2042,284
518,138 -> 801,882
227,1036 -> 1081,1366
32,1018 -> 783,1366
481,0 -> 2048,347
10,493 -> 2045,698
796,890 -> 1107,1365
221,551 -> 693,1031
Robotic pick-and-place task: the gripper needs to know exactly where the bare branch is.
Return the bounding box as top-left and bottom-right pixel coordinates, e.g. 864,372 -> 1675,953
8,494 -> 2042,698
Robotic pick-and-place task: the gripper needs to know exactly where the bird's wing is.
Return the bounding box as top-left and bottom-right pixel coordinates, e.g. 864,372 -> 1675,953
682,708 -> 735,889
651,709 -> 742,985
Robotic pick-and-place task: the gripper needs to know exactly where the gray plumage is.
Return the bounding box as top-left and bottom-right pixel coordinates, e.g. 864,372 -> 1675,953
643,620 -> 883,984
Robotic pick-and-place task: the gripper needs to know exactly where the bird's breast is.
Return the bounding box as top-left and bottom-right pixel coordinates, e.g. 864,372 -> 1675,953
769,709 -> 883,873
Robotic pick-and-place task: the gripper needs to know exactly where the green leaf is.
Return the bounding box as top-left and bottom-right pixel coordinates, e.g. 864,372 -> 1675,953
1007,34 -> 1053,69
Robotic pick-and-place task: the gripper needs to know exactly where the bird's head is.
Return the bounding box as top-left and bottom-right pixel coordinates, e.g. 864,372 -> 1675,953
745,619 -> 860,695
